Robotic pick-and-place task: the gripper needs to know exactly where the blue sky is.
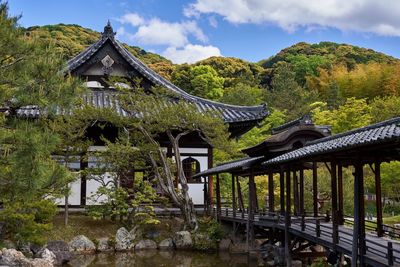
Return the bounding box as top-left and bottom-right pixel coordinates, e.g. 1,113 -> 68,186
7,0 -> 400,64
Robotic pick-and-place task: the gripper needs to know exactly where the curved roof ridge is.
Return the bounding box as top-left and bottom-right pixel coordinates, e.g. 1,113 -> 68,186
305,117 -> 400,146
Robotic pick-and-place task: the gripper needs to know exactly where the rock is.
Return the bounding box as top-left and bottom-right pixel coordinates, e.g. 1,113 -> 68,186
135,239 -> 157,250
218,238 -> 232,251
69,235 -> 96,254
158,238 -> 174,249
96,238 -> 113,252
144,229 -> 160,240
172,217 -> 185,229
37,248 -> 56,265
45,240 -> 71,265
1,248 -> 53,267
293,260 -> 303,267
115,227 -> 136,251
19,243 -> 33,257
173,231 -> 192,249
193,233 -> 216,251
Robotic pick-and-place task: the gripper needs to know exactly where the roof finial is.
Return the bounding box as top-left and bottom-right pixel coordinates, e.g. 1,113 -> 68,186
102,20 -> 115,39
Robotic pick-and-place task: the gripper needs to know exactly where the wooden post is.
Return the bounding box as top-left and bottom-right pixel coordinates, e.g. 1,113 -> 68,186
208,147 -> 214,207
313,162 -> 318,217
338,163 -> 344,225
299,168 -> 304,215
216,173 -> 221,219
285,167 -> 292,265
80,154 -> 88,206
237,176 -> 245,212
232,173 -> 237,218
331,161 -> 339,245
293,170 -> 299,216
203,177 -> 208,214
352,161 -> 365,266
280,170 -> 285,215
247,172 -> 255,250
268,171 -> 275,213
253,179 -> 259,213
375,161 -> 383,237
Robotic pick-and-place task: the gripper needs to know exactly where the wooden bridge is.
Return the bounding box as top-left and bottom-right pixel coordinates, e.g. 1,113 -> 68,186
195,117 -> 400,266
216,208 -> 400,266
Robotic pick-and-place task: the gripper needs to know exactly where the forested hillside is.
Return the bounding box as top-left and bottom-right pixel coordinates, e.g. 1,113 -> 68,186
27,24 -> 400,138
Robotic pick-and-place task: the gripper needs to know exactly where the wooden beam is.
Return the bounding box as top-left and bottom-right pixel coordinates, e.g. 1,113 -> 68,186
331,161 -> 339,245
352,161 -> 365,266
293,170 -> 299,216
285,167 -> 292,265
216,173 -> 221,218
299,168 -> 304,216
280,170 -> 285,215
232,173 -> 237,217
253,178 -> 259,213
338,163 -> 344,225
237,176 -> 245,212
207,147 -> 214,207
268,171 -> 275,213
375,161 -> 383,237
248,172 -> 255,249
313,162 -> 318,217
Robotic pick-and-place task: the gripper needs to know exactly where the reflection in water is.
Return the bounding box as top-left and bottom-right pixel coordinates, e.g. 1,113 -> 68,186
66,251 -> 261,267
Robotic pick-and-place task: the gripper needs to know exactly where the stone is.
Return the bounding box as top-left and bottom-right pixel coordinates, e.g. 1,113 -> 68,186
37,248 -> 56,265
45,240 -> 71,265
144,229 -> 160,240
293,260 -> 303,267
134,239 -> 157,250
173,231 -> 192,249
193,233 -> 216,251
218,239 -> 232,251
172,217 -> 185,228
115,227 -> 135,251
69,235 -> 96,254
96,238 -> 113,252
0,248 -> 53,267
158,238 -> 174,249
19,243 -> 33,257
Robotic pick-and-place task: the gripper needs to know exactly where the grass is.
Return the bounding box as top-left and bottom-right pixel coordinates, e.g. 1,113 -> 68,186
383,215 -> 400,226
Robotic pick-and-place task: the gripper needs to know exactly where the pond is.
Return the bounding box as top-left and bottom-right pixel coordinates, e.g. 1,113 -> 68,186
65,251 -> 262,267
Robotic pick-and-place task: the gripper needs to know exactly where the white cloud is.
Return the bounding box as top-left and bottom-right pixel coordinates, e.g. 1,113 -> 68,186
208,16 -> 218,28
118,13 -> 207,47
162,44 -> 222,64
185,0 -> 400,36
119,12 -> 145,26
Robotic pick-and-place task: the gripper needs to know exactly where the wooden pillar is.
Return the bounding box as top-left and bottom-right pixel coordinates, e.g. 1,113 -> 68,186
232,173 -> 236,217
203,177 -> 208,214
293,170 -> 299,216
337,163 -> 344,225
375,161 -> 383,237
313,162 -> 318,217
352,161 -> 365,266
216,173 -> 221,218
248,172 -> 255,249
80,154 -> 88,206
207,147 -> 214,207
285,167 -> 292,266
237,176 -> 244,212
268,171 -> 275,213
280,170 -> 285,215
331,161 -> 339,245
253,179 -> 259,213
299,168 -> 304,215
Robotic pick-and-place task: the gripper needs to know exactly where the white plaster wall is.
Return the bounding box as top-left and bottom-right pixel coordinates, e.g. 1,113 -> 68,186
86,172 -> 114,205
54,177 -> 81,206
187,183 -> 205,205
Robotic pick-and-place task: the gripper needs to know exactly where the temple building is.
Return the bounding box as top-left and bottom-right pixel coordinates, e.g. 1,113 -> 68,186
18,22 -> 268,207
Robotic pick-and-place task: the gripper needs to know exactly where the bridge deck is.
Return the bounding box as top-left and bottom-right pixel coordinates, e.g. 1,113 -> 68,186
218,209 -> 400,267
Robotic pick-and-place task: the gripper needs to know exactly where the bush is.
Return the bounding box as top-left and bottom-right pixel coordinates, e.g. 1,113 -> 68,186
0,199 -> 57,245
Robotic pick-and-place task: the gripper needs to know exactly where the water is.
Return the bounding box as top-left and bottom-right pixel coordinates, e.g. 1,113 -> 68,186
66,251 -> 262,267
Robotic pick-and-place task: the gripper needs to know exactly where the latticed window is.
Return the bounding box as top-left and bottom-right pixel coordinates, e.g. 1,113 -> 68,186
182,157 -> 200,183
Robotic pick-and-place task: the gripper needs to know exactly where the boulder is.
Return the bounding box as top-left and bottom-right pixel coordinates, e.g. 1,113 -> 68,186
96,238 -> 113,252
45,240 -> 71,265
115,227 -> 135,251
158,238 -> 174,249
69,235 -> 96,254
135,239 -> 157,250
1,248 -> 53,267
173,231 -> 193,249
218,239 -> 232,251
172,217 -> 185,229
37,248 -> 56,265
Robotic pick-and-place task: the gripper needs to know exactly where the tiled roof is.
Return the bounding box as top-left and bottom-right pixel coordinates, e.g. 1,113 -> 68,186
263,117 -> 400,166
193,156 -> 265,177
61,23 -> 268,124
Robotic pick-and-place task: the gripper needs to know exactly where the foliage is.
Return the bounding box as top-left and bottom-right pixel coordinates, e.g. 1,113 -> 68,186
220,83 -> 264,106
0,200 -> 57,245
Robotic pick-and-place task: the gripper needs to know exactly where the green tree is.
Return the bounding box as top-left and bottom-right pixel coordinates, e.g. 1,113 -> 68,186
220,83 -> 264,106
